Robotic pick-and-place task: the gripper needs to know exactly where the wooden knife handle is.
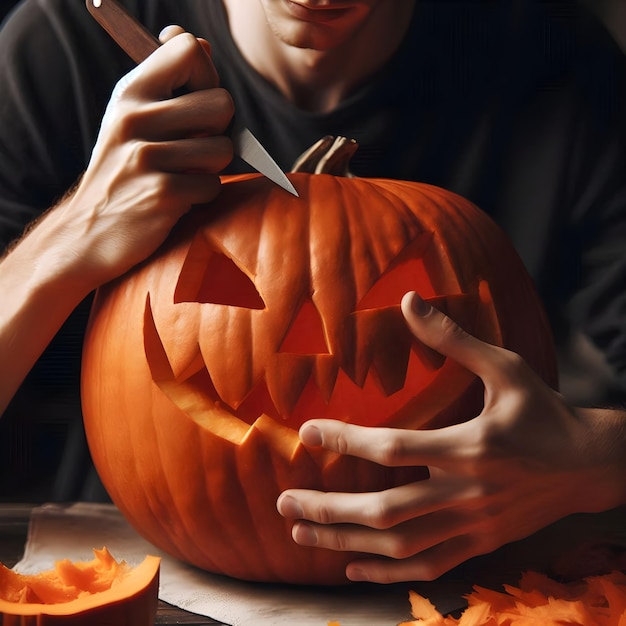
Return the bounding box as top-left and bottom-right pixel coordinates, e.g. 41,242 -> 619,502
86,0 -> 160,64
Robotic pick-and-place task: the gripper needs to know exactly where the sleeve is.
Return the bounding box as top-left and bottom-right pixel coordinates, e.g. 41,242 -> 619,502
566,97 -> 626,402
498,6 -> 626,406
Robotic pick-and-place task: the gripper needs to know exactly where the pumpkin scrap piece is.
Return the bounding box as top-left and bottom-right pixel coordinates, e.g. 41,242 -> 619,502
399,570 -> 626,626
0,547 -> 160,625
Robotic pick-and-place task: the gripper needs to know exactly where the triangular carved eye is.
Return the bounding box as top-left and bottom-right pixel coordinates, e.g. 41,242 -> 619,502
175,235 -> 265,309
279,298 -> 329,354
356,234 -> 437,311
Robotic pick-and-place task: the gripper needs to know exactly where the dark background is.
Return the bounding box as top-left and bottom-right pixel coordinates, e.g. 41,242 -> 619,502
0,0 -> 624,503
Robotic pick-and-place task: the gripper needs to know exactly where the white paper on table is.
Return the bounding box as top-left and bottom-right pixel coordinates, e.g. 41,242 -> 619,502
14,503 -> 470,626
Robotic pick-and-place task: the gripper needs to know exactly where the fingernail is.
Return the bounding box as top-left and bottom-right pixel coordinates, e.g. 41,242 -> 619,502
411,292 -> 432,317
300,424 -> 323,447
277,495 -> 303,519
293,522 -> 318,546
347,566 -> 370,582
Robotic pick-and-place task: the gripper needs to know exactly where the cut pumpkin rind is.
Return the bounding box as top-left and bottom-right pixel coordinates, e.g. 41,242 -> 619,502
0,548 -> 160,625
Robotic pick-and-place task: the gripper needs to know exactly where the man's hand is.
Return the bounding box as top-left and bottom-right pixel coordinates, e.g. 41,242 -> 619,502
52,27 -> 233,289
277,291 -> 626,583
0,27 -> 233,415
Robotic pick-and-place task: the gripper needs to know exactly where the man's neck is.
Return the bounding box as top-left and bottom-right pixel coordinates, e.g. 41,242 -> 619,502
222,1 -> 416,113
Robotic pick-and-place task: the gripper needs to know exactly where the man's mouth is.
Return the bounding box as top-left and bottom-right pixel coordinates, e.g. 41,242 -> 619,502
284,0 -> 353,23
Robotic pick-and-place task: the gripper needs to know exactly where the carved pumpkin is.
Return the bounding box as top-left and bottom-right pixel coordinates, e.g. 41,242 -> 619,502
81,141 -> 557,584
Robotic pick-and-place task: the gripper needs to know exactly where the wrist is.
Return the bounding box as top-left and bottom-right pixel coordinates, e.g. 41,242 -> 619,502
574,406 -> 626,512
11,194 -> 103,301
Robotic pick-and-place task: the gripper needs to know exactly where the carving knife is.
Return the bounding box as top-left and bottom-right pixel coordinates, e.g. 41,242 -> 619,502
86,0 -> 298,196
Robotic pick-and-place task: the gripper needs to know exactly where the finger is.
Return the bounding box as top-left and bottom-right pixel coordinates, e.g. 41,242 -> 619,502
289,507 -> 480,564
299,418 -> 482,469
277,477 -> 479,529
346,534 -> 484,583
159,27 -> 218,88
161,171 -> 223,207
135,89 -> 234,140
159,24 -> 185,42
401,291 -> 520,387
135,136 -> 233,174
131,31 -> 219,98
159,25 -> 213,58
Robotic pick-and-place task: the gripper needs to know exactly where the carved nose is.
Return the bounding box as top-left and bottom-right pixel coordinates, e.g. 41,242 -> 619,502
279,299 -> 329,354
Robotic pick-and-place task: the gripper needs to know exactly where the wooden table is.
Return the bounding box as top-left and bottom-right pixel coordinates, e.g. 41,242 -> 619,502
0,504 -> 221,625
3,503 -> 626,624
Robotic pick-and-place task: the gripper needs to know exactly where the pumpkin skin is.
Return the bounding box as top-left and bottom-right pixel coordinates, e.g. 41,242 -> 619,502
0,548 -> 159,626
81,173 -> 558,584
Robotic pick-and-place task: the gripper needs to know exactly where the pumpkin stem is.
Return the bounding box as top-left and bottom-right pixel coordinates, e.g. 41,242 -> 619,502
291,136 -> 358,176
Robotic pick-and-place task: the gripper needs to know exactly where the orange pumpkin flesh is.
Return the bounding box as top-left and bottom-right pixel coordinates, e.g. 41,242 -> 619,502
0,548 -> 159,625
400,570 -> 626,625
81,172 -> 558,584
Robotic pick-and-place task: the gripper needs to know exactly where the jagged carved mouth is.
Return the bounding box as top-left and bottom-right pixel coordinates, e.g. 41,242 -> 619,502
140,228 -> 500,435
142,295 -> 491,436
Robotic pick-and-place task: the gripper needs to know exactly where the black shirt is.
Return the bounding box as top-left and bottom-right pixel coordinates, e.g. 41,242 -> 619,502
1,0 -> 625,500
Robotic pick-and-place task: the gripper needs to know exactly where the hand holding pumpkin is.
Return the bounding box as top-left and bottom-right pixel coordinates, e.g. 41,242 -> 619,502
277,291 -> 626,583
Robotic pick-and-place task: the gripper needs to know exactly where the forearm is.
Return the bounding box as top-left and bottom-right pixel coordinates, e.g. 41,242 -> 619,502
0,31 -> 243,417
573,406 -> 626,512
0,199 -> 93,416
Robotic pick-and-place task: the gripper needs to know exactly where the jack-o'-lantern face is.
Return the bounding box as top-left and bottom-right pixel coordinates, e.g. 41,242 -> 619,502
81,172 -> 558,584
141,174 -> 502,433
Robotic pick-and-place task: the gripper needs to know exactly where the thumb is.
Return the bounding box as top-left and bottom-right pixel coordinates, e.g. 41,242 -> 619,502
401,291 -> 508,384
159,24 -> 186,43
156,27 -> 219,91
160,26 -> 213,59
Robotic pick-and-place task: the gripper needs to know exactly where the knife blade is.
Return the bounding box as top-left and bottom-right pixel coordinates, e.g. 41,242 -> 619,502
86,0 -> 298,196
